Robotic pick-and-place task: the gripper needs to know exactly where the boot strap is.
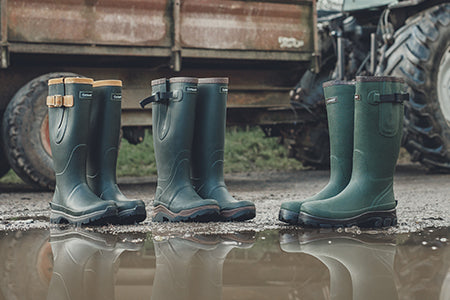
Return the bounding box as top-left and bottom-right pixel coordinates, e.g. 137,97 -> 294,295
46,95 -> 74,107
379,93 -> 409,103
356,92 -> 409,104
139,90 -> 183,108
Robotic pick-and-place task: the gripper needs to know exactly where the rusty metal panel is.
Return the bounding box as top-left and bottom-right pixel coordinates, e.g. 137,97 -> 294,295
179,0 -> 315,53
7,0 -> 170,46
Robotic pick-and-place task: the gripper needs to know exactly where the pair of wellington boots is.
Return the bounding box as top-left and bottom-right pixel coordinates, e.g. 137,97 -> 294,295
280,231 -> 398,299
279,76 -> 408,228
47,228 -> 143,299
142,77 -> 256,222
152,233 -> 254,300
47,77 -> 146,226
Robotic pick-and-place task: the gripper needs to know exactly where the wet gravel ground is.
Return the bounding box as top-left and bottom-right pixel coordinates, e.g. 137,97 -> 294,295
0,163 -> 449,234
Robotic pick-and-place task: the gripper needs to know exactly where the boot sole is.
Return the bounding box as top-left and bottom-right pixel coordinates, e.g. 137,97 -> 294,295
221,206 -> 256,221
152,204 -> 220,222
50,205 -> 118,226
278,208 -> 300,225
117,205 -> 147,225
298,209 -> 397,228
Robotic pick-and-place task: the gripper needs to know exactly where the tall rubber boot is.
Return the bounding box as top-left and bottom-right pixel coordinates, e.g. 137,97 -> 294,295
189,233 -> 255,300
83,232 -> 145,300
87,80 -> 146,224
47,228 -> 117,300
280,232 -> 398,300
142,78 -> 220,222
192,78 -> 256,221
48,77 -> 118,225
299,76 -> 408,228
151,235 -> 220,300
279,80 -> 355,224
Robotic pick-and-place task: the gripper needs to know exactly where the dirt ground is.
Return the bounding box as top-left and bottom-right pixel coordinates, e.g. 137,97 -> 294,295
0,163 -> 449,234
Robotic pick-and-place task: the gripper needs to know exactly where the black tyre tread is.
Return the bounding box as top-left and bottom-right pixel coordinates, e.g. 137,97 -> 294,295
380,4 -> 450,171
0,110 -> 11,178
2,72 -> 79,189
0,142 -> 10,179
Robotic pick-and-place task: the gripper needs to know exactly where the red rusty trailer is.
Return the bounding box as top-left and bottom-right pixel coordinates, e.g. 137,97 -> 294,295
0,0 -> 318,188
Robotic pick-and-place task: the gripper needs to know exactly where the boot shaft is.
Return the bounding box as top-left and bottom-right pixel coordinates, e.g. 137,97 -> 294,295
47,77 -> 94,194
323,80 -> 355,186
87,80 -> 123,193
192,78 -> 229,186
353,76 -> 406,179
151,77 -> 199,180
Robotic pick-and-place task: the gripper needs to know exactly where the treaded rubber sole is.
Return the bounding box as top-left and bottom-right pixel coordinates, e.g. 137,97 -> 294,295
298,209 -> 397,228
50,205 -> 118,226
221,206 -> 256,221
117,205 -> 147,225
279,208 -> 300,225
152,204 -> 220,222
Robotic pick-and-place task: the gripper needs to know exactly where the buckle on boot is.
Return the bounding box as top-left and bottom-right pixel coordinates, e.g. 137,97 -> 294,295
46,95 -> 74,107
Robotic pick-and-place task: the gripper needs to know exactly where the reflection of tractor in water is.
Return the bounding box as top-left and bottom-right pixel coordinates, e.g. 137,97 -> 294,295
286,0 -> 450,171
0,0 -> 449,189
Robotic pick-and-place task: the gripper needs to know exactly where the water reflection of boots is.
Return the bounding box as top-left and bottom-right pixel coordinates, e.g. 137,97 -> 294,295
47,228 -> 143,300
151,235 -> 220,300
280,231 -> 398,300
189,233 -> 255,300
83,233 -> 145,300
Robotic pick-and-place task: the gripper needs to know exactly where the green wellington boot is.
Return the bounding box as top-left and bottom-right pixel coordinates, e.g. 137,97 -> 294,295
87,80 -> 146,224
192,78 -> 256,221
280,231 -> 398,300
299,76 -> 408,228
48,77 -> 118,225
279,80 -> 355,224
47,228 -> 117,300
141,77 -> 220,222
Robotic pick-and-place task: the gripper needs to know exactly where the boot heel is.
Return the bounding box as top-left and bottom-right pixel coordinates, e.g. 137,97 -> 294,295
152,204 -> 220,222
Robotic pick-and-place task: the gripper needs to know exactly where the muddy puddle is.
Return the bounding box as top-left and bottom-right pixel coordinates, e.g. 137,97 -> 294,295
0,227 -> 449,300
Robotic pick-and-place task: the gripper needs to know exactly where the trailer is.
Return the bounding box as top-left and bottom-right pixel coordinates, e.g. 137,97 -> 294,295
0,0 -> 318,189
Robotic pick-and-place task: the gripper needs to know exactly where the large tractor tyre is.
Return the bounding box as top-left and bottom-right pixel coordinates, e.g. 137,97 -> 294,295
380,4 -> 450,171
2,72 -> 80,189
0,111 -> 10,178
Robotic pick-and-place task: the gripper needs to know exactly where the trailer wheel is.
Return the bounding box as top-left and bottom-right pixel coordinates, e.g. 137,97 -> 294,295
2,72 -> 79,189
380,4 -> 450,171
0,111 -> 10,178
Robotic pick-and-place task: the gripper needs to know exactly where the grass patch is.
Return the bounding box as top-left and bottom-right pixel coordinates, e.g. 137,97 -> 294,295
116,127 -> 303,177
0,169 -> 22,184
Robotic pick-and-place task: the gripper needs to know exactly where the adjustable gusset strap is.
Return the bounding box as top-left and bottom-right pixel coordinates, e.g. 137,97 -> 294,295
140,78 -> 173,109
46,95 -> 74,107
379,93 -> 409,103
139,91 -> 174,108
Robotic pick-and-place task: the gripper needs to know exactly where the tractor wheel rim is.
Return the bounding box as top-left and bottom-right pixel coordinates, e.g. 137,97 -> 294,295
437,46 -> 450,126
40,114 -> 52,156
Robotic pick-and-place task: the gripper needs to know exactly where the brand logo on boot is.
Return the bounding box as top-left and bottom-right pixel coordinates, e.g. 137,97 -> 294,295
220,86 -> 228,94
185,86 -> 198,93
111,93 -> 122,101
79,91 -> 93,100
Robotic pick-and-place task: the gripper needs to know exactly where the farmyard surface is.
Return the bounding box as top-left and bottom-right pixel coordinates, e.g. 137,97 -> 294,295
0,163 -> 449,234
